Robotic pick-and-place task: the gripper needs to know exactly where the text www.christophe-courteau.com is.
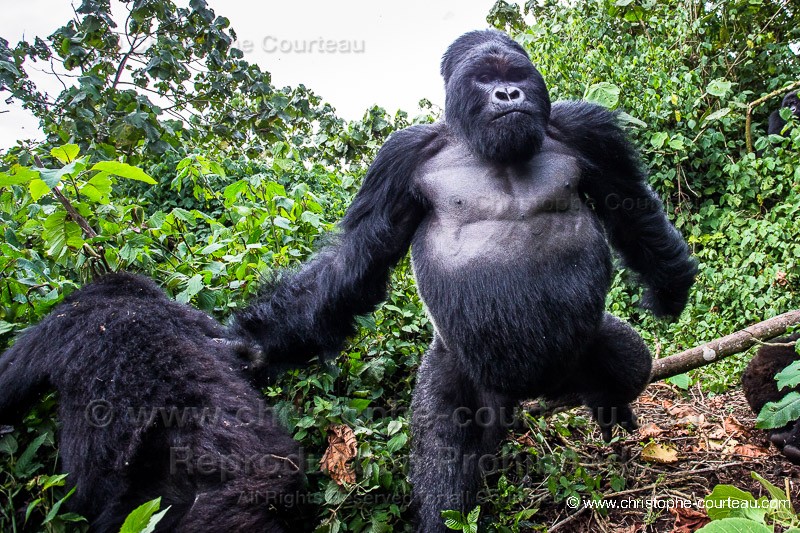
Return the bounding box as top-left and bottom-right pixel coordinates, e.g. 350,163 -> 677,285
566,495 -> 791,511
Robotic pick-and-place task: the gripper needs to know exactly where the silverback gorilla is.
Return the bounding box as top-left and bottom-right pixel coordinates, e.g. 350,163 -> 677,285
742,334 -> 800,465
0,273 -> 308,532
236,30 -> 697,531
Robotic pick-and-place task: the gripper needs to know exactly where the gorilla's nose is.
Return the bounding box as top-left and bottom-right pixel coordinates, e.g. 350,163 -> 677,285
492,86 -> 525,104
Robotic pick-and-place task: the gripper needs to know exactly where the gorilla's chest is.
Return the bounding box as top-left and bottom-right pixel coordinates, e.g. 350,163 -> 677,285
412,145 -> 600,268
416,147 -> 582,222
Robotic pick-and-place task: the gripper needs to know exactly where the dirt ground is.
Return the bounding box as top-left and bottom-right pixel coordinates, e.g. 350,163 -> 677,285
522,383 -> 800,532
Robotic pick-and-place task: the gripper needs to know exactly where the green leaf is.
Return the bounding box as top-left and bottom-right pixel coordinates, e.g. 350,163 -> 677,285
198,242 -> 225,255
43,486 -> 76,524
348,398 -> 371,413
583,82 -> 620,109
703,107 -> 731,123
775,361 -> 800,390
467,505 -> 480,524
617,111 -> 647,128
14,432 -> 48,478
37,160 -> 78,189
43,211 -> 84,258
696,518 -> 772,533
25,498 -> 43,523
703,484 -> 766,523
81,172 -> 113,204
756,391 -> 800,429
301,210 -> 323,228
386,419 -> 403,436
651,132 -> 668,149
386,432 -> 408,453
0,434 -> 18,455
29,179 -> 50,200
50,144 -> 80,164
666,373 -> 691,390
750,472 -> 792,509
176,275 -> 204,304
0,60 -> 20,75
707,78 -> 732,97
119,498 -> 169,533
0,167 -> 39,186
324,481 -> 348,505
91,161 -> 157,184
42,473 -> 69,491
273,216 -> 292,230
442,510 -> 466,530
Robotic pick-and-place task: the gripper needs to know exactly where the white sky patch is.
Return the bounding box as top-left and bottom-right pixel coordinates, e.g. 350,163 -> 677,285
0,0 -> 498,149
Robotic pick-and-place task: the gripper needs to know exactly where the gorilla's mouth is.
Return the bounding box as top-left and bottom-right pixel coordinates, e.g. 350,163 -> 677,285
492,109 -> 533,120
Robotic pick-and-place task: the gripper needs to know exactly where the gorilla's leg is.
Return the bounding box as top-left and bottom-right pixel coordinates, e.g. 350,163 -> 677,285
410,338 -> 514,533
562,313 -> 653,442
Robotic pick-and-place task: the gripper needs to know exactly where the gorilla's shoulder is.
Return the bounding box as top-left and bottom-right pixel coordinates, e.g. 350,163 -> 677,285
63,272 -> 168,304
388,122 -> 445,145
547,100 -> 638,166
379,122 -> 448,161
549,100 -> 619,135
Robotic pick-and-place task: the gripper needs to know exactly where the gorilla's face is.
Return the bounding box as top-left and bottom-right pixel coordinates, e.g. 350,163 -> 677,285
442,33 -> 551,163
783,92 -> 799,117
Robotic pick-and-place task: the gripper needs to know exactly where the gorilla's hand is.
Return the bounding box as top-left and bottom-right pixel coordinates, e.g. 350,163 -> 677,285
641,262 -> 697,319
591,404 -> 639,443
641,285 -> 690,319
770,420 -> 800,465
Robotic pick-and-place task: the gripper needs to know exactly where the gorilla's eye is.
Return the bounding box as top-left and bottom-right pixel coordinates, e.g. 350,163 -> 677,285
476,73 -> 493,84
506,69 -> 528,82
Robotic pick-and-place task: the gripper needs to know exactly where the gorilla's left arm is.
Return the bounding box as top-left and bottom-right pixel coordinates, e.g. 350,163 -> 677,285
549,101 -> 697,318
233,125 -> 444,375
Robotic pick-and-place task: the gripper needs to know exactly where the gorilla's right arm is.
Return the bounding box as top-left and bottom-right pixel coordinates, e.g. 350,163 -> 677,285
233,125 -> 444,371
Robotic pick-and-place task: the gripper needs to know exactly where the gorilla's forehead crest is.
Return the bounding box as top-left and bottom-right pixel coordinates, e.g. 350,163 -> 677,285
441,29 -> 530,83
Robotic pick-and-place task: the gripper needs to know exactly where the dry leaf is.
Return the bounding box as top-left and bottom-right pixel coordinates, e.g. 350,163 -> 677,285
733,444 -> 770,458
669,506 -> 709,533
723,416 -> 748,437
641,441 -> 679,463
706,396 -> 726,409
514,432 -> 535,447
706,425 -> 727,440
320,424 -> 358,485
637,394 -> 659,405
677,414 -> 706,428
638,423 -> 664,438
667,405 -> 698,419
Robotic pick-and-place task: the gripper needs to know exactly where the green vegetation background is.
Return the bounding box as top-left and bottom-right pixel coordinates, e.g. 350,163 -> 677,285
0,0 -> 798,531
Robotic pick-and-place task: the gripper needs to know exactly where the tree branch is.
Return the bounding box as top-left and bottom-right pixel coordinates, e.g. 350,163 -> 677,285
33,155 -> 97,238
526,310 -> 800,417
650,309 -> 800,381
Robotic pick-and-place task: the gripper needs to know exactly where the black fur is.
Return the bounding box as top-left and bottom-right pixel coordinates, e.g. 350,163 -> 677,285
742,333 -> 800,465
767,91 -> 800,136
247,30 -> 696,531
0,273 -> 309,532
